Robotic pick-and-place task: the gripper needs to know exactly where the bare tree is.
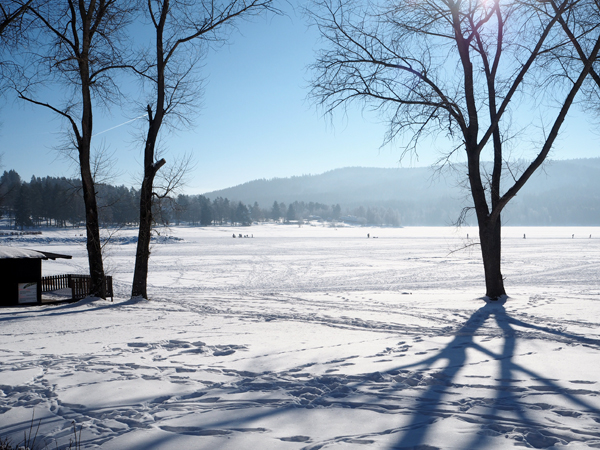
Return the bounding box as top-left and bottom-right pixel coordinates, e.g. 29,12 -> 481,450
130,0 -> 278,299
0,0 -> 32,36
308,0 -> 600,299
552,0 -> 600,112
15,0 -> 136,298
0,1 -> 33,99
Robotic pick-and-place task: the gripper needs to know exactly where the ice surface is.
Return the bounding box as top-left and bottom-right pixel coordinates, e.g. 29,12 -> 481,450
1,225 -> 599,449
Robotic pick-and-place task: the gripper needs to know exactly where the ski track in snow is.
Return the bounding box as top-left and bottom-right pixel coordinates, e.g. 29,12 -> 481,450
1,225 -> 600,449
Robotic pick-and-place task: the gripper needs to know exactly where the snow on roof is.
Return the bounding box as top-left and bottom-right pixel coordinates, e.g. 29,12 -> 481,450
0,247 -> 72,260
0,247 -> 46,259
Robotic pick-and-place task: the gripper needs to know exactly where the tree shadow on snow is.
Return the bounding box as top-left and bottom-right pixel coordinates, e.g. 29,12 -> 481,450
4,298 -> 600,450
159,298 -> 600,450
388,298 -> 600,450
0,296 -> 146,322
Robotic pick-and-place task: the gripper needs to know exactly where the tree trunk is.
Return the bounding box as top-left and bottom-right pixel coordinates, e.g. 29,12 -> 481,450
131,101 -> 166,298
131,173 -> 155,299
467,148 -> 505,300
478,215 -> 505,299
80,159 -> 106,299
131,157 -> 166,298
131,1 -> 168,299
78,21 -> 106,299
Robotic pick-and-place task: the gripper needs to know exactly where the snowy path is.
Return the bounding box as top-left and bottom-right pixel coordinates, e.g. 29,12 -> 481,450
1,225 -> 599,449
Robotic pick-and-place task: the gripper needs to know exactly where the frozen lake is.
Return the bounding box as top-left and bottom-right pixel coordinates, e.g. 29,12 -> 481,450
36,224 -> 600,297
1,225 -> 599,449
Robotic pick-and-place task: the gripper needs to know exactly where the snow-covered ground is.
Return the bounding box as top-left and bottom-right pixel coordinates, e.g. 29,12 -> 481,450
1,224 -> 599,449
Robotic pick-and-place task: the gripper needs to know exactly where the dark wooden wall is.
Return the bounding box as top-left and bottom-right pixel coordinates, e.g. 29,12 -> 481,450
0,259 -> 42,306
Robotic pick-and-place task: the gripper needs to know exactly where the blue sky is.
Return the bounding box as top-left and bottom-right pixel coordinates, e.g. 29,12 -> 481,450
1,0 -> 599,195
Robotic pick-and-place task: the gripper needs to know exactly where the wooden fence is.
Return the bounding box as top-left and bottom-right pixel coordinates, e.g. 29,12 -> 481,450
41,274 -> 113,301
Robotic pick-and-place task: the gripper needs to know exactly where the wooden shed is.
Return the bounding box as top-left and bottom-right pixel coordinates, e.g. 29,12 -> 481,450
0,246 -> 72,306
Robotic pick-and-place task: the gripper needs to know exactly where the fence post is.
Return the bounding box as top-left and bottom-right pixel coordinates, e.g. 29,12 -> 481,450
107,276 -> 113,302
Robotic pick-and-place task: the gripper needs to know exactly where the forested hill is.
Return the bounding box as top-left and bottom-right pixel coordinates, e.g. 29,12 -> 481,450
207,166 -> 439,206
3,158 -> 599,228
204,158 -> 600,226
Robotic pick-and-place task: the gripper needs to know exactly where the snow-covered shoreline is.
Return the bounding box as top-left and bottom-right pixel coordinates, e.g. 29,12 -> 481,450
1,225 -> 599,449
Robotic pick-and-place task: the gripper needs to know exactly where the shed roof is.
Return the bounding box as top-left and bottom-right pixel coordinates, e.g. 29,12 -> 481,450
0,247 -> 72,260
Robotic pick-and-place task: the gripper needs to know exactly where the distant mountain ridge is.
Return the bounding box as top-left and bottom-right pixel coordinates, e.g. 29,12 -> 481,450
203,159 -> 600,225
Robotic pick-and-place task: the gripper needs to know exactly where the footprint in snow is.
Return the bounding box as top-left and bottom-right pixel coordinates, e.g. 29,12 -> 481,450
160,426 -> 231,436
524,431 -> 561,448
213,349 -> 236,356
211,344 -> 247,356
279,435 -> 311,442
149,395 -> 171,404
127,342 -> 151,348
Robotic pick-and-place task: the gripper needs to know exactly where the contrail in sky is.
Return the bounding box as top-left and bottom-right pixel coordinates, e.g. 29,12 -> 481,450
92,113 -> 148,137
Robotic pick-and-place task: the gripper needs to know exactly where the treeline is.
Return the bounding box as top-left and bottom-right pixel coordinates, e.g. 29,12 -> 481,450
170,197 -> 344,225
0,169 -> 403,228
0,170 -> 138,228
171,196 -> 401,227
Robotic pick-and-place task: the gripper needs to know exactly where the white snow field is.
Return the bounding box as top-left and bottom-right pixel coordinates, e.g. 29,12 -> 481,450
1,224 -> 600,450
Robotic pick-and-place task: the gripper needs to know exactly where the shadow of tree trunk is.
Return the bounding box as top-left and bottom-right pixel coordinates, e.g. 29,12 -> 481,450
391,299 -> 600,449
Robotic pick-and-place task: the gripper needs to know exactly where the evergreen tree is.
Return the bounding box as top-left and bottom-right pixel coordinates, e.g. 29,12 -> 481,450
29,176 -> 43,226
14,184 -> 33,229
286,203 -> 296,222
251,202 -> 262,222
271,201 -> 281,221
332,204 -> 341,220
235,202 -> 251,225
0,169 -> 21,223
200,198 -> 213,226
187,196 -> 202,224
175,194 -> 189,225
